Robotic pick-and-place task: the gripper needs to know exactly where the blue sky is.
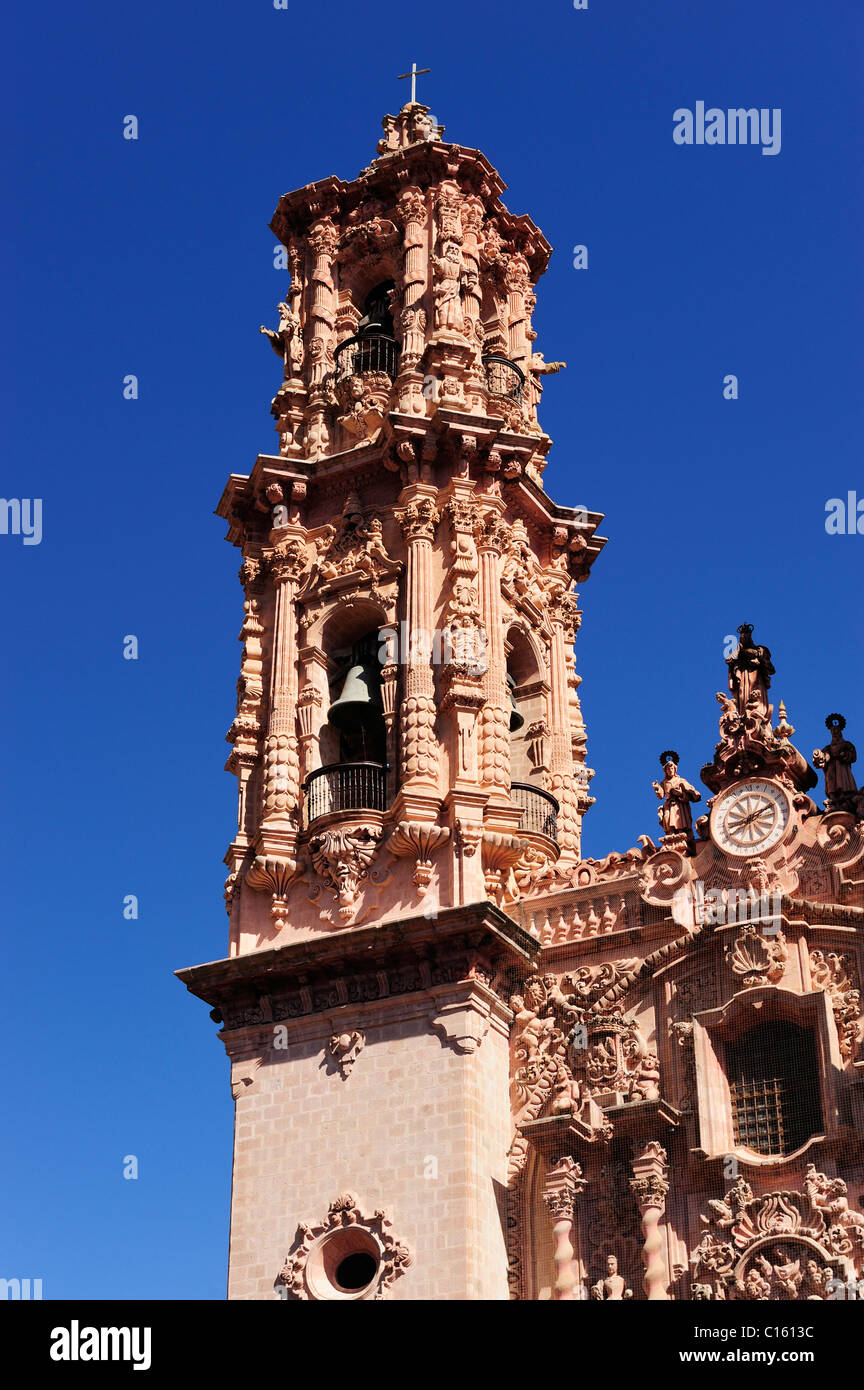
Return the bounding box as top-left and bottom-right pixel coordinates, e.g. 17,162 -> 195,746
2,0 -> 861,1299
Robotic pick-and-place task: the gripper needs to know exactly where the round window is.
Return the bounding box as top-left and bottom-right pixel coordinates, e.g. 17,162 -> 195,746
305,1227 -> 382,1301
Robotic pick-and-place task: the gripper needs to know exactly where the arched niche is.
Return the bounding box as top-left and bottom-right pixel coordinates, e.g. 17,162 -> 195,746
314,598 -> 392,769
505,623 -> 550,784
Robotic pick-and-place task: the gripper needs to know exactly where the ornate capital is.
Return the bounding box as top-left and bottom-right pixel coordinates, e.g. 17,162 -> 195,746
398,497 -> 439,541
543,1156 -> 587,1219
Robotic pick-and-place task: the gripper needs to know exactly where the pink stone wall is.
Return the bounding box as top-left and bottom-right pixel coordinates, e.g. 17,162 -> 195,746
227,1003 -> 512,1300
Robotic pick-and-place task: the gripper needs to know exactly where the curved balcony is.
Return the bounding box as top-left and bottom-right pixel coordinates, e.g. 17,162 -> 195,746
483,354 -> 525,402
302,761 -> 387,830
511,782 -> 559,844
334,332 -> 400,383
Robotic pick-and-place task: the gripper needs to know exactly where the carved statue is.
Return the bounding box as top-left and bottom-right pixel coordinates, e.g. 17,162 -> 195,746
812,714 -> 859,811
550,1063 -> 581,1115
652,751 -> 701,836
726,623 -> 774,718
260,300 -> 304,379
431,244 -> 464,330
590,1253 -> 632,1300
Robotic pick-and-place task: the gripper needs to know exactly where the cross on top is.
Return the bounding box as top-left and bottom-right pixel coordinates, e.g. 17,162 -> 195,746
397,62 -> 430,105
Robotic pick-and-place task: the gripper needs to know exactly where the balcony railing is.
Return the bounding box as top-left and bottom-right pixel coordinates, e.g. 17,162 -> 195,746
483,354 -> 525,402
302,761 -> 387,829
512,782 -> 559,843
334,332 -> 400,383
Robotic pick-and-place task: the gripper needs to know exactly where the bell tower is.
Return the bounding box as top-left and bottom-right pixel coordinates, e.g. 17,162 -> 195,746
178,95 -> 606,1301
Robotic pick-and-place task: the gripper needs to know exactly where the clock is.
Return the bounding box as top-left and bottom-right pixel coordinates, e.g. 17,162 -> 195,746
711,779 -> 790,857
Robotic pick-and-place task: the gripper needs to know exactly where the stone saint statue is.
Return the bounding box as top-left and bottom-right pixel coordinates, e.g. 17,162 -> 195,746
812,714 -> 858,810
726,623 -> 775,718
590,1254 -> 632,1300
652,751 -> 701,835
259,299 -> 304,379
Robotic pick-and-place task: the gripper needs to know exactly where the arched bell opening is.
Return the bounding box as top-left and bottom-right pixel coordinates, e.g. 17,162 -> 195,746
505,627 -> 558,845
325,634 -> 387,767
334,279 -> 400,383
303,611 -> 392,829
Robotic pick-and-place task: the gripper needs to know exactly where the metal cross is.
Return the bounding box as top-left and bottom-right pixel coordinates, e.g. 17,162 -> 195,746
397,63 -> 430,105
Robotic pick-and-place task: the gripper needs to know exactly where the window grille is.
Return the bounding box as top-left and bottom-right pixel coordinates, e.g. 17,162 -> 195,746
726,1021 -> 822,1156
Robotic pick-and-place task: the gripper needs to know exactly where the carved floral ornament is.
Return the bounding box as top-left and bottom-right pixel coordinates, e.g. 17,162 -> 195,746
276,1194 -> 412,1301
691,1169 -> 864,1300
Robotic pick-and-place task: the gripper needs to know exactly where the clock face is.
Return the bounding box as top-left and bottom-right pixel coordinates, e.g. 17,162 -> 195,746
711,780 -> 790,857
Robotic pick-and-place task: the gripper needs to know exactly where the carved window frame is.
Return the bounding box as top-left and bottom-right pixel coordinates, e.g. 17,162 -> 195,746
692,986 -> 842,1164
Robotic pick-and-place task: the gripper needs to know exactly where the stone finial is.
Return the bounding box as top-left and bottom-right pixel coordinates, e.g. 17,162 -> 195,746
377,103 -> 444,156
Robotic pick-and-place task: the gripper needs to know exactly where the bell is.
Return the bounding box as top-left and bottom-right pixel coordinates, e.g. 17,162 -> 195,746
507,674 -> 525,733
327,660 -> 383,733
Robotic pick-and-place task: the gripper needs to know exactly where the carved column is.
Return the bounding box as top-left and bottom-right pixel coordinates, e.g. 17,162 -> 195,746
547,592 -> 582,860
542,1158 -> 587,1300
304,218 -> 338,459
398,493 -> 440,803
396,187 -> 429,371
504,252 -> 531,377
630,1142 -> 670,1301
476,511 -> 510,798
261,539 -> 304,841
460,196 -> 484,398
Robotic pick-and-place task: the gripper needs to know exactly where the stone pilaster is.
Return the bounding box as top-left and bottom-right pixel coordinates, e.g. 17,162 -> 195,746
261,537 -> 304,848
397,491 -> 440,807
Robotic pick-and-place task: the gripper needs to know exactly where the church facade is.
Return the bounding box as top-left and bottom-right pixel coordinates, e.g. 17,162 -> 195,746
177,101 -> 864,1301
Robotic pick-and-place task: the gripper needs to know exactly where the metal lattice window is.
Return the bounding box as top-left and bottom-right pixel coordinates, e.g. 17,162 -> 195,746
726,1022 -> 822,1157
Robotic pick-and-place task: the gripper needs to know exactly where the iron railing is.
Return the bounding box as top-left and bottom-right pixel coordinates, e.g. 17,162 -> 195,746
511,782 -> 559,843
483,354 -> 525,402
302,761 -> 387,829
334,332 -> 400,383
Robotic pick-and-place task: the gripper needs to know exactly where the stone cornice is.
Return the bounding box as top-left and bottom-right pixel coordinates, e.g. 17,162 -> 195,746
176,902 -> 537,1030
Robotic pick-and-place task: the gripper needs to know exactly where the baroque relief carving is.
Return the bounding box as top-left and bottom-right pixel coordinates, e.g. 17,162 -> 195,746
245,855 -> 302,932
308,825 -> 383,922
725,922 -> 788,988
809,949 -> 862,1061
387,821 -> 450,893
692,1171 -> 861,1300
327,1029 -> 365,1078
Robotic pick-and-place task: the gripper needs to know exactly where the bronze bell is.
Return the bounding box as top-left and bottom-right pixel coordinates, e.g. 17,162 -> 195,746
507,673 -> 525,733
327,660 -> 383,733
